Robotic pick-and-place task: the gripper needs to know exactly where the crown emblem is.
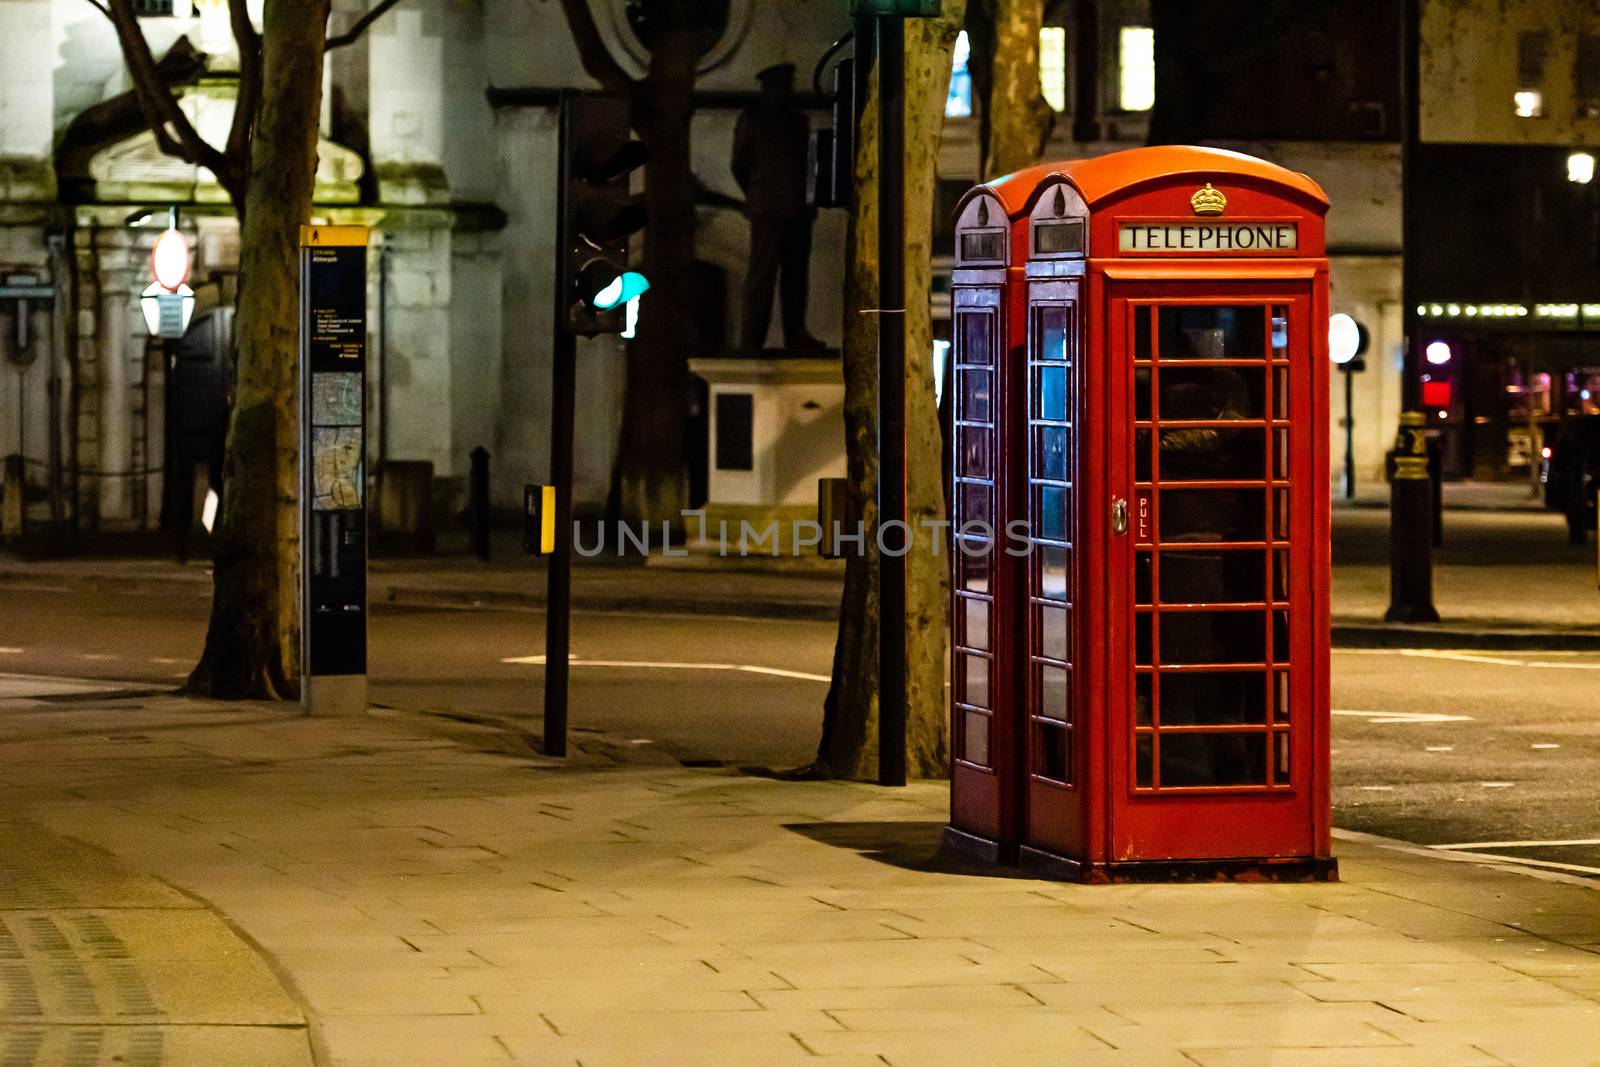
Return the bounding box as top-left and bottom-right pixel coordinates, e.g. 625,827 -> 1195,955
1190,183 -> 1227,216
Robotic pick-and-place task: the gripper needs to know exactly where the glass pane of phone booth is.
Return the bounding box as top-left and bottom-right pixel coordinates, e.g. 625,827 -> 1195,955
1029,304 -> 1076,786
954,308 -> 998,768
1130,302 -> 1296,791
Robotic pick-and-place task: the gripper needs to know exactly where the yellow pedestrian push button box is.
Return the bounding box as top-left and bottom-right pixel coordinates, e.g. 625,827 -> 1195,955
525,484 -> 556,557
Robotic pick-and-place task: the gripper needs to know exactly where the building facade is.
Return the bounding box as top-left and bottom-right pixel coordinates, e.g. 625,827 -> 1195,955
2,0 -> 1587,540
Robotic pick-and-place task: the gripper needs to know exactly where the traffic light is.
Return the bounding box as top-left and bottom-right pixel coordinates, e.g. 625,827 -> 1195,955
559,94 -> 650,336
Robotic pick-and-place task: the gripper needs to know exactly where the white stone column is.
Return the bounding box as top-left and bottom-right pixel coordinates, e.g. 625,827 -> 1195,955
368,1 -> 455,477
379,218 -> 455,475
0,1 -> 53,162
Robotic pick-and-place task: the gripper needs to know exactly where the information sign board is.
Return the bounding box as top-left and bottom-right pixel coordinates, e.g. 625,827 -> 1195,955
299,225 -> 369,715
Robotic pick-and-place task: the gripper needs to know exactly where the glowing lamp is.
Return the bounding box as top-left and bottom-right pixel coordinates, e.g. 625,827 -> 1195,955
1328,313 -> 1364,365
151,227 -> 191,292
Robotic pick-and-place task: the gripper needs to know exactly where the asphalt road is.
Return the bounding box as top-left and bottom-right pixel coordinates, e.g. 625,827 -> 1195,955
0,579 -> 836,769
2,582 -> 1597,874
1333,645 -> 1600,876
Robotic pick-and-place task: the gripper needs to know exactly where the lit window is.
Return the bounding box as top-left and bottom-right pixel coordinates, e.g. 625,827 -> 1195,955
1040,27 -> 1068,112
947,30 -> 973,118
1514,90 -> 1544,118
1118,26 -> 1154,112
1569,151 -> 1595,184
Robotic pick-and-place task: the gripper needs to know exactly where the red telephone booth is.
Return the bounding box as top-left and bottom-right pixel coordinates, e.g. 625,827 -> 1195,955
947,146 -> 1337,882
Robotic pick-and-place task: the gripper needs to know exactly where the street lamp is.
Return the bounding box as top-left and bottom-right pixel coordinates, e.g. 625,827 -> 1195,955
136,212 -> 196,563
1329,313 -> 1369,499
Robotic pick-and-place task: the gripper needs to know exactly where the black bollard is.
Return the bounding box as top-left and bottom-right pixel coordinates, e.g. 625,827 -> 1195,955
1428,438 -> 1443,549
469,446 -> 491,561
1387,412 -> 1440,622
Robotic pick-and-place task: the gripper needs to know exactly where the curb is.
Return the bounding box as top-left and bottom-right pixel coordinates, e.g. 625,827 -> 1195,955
374,583 -> 840,622
1331,621 -> 1600,651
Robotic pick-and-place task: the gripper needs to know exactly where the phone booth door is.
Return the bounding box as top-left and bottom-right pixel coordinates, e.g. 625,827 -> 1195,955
1108,283 -> 1321,861
1018,283 -> 1087,860
950,283 -> 1010,846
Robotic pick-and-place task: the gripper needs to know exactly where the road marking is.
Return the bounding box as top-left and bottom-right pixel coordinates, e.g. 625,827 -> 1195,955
1525,660 -> 1600,671
0,674 -> 135,699
501,654 -> 830,683
0,648 -> 21,654
1333,708 -> 1473,724
1531,743 -> 1561,750
150,657 -> 186,665
1403,650 -> 1528,667
1425,745 -> 1454,752
1464,855 -> 1600,877
1429,837 -> 1600,851
1359,785 -> 1396,792
1480,782 -> 1516,788
1424,849 -> 1600,878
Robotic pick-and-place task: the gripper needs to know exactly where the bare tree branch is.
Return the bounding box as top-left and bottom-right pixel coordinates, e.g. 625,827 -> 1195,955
226,0 -> 262,166
325,0 -> 406,51
79,0 -> 113,21
105,0 -> 240,200
557,0 -> 636,95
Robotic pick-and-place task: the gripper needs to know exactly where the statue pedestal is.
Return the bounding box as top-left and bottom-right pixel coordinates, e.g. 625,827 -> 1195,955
688,356 -> 846,554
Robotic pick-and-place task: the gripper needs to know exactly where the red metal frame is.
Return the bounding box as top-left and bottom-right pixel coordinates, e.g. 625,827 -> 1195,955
948,147 -> 1334,880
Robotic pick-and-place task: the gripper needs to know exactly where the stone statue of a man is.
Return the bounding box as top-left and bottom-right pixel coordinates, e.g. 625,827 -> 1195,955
732,63 -> 827,353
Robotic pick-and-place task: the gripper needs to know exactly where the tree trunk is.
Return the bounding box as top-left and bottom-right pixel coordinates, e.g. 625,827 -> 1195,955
615,31 -> 699,526
983,0 -> 1054,178
188,0 -> 331,699
817,3 -> 966,780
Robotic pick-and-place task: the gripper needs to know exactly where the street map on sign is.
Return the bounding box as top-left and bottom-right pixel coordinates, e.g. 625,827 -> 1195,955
311,373 -> 362,511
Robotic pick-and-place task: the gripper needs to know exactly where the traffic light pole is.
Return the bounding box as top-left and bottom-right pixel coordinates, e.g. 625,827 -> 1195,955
543,322 -> 576,758
877,15 -> 908,788
1389,0 -> 1438,622
544,93 -> 576,758
540,91 -> 649,757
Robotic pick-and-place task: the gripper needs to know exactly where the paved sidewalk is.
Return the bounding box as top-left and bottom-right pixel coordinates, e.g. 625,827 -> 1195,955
1332,507 -> 1599,645
2,688 -> 1599,1065
1344,480 -> 1552,513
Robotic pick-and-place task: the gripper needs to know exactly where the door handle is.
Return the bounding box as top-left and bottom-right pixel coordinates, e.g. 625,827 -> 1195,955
1111,497 -> 1129,535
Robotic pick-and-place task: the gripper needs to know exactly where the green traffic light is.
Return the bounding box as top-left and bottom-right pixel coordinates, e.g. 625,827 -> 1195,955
594,271 -> 650,311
